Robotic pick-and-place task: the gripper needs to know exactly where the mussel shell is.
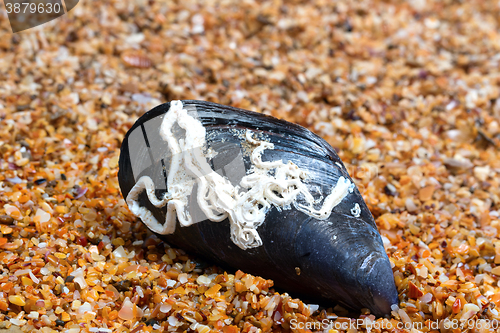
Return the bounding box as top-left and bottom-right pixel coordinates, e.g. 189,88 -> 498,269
118,100 -> 398,316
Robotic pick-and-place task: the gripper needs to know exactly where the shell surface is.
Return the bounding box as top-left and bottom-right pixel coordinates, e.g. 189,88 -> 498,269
118,100 -> 398,316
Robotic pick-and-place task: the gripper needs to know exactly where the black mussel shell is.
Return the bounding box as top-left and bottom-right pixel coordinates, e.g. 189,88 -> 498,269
118,100 -> 398,316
